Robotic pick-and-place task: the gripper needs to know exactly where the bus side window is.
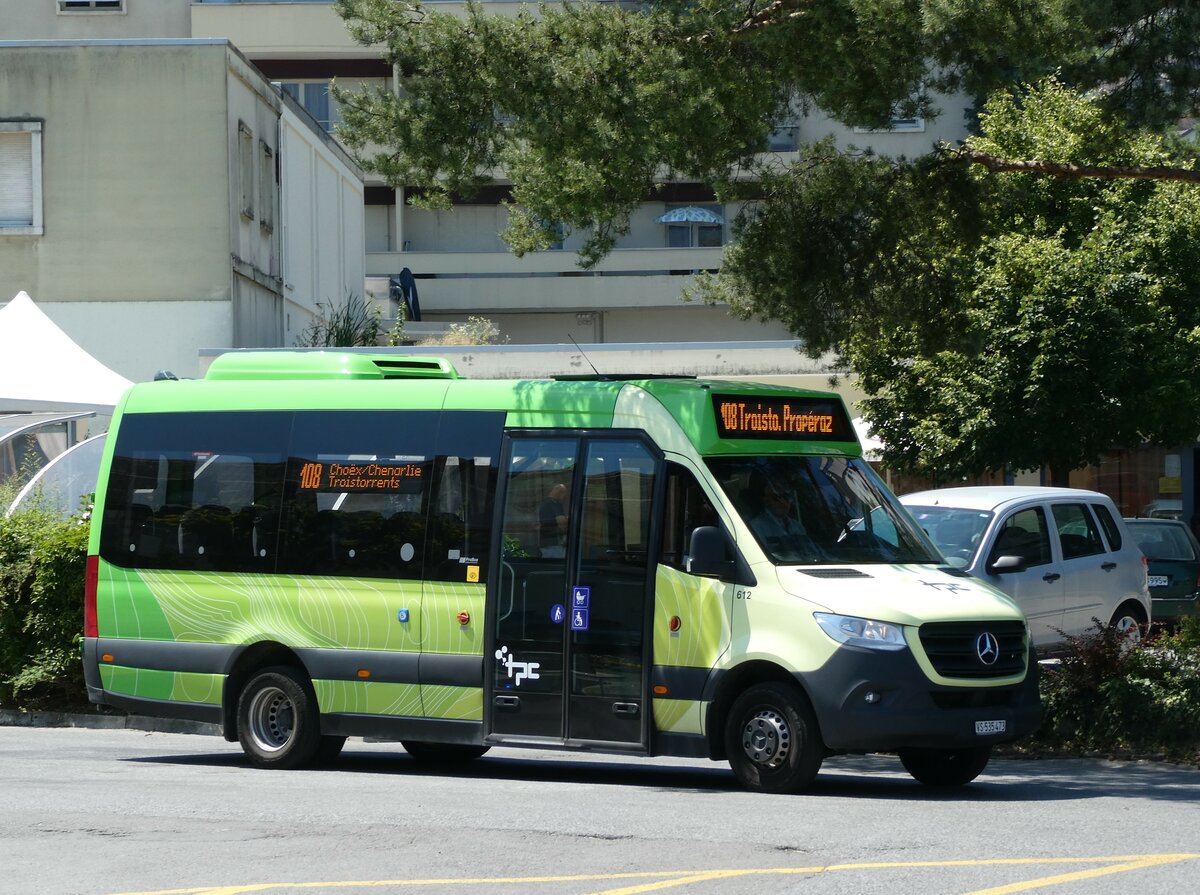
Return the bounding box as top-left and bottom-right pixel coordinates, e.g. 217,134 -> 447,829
425,455 -> 498,582
661,463 -> 719,572
98,412 -> 290,573
277,410 -> 440,580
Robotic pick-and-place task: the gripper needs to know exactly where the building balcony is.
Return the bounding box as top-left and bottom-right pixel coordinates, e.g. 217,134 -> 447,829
365,246 -> 725,314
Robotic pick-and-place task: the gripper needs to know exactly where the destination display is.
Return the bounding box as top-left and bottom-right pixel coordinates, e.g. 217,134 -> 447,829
296,459 -> 425,492
712,394 -> 853,442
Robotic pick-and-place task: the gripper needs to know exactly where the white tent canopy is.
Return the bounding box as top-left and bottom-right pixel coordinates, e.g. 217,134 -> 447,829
0,291 -> 132,412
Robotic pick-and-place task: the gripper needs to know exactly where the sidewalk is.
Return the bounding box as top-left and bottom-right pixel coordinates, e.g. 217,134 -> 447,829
0,708 -> 220,736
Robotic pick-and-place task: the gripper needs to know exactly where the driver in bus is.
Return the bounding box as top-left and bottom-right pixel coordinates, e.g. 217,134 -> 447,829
750,483 -> 821,560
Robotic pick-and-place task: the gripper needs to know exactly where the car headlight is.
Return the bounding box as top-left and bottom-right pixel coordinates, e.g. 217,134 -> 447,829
814,612 -> 908,651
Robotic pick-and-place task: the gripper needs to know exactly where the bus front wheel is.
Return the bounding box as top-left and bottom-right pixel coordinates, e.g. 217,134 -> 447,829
898,746 -> 991,786
237,666 -> 322,769
724,682 -> 823,793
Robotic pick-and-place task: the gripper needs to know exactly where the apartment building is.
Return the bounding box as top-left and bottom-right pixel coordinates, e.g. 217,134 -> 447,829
1,12 -> 363,380
1,1 -> 972,351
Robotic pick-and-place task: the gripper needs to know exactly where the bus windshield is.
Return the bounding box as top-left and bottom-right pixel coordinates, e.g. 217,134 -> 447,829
707,455 -> 940,565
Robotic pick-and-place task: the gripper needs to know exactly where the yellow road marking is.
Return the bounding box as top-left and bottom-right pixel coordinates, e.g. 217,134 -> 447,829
106,854 -> 1200,895
958,854 -> 1199,895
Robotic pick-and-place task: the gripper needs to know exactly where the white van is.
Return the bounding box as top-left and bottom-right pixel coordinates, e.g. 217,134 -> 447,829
901,486 -> 1151,649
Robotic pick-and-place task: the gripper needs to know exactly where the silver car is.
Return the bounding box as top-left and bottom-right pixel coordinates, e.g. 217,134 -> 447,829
899,486 -> 1150,650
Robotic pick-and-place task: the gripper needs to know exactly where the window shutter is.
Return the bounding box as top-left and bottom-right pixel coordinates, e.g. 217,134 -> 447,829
0,131 -> 33,225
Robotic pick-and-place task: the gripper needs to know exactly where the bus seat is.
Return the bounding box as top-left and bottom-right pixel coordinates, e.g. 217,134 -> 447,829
179,505 -> 234,562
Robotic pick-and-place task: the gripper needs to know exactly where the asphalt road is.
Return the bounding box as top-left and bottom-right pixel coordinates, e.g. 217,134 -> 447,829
2,725 -> 1198,895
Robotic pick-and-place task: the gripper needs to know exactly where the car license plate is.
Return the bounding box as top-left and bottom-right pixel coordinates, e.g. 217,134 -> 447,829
975,719 -> 1006,735
1148,575 -> 1169,587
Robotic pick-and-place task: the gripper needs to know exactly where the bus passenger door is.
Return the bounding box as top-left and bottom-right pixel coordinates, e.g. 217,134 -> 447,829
488,434 -> 660,749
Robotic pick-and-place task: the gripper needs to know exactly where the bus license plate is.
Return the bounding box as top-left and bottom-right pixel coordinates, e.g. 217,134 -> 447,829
975,720 -> 1006,735
1148,575 -> 1168,587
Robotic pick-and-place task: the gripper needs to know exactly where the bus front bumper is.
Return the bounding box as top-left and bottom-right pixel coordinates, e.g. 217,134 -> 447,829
800,644 -> 1041,753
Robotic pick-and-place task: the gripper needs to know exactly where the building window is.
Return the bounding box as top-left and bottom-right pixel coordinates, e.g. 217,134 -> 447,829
0,121 -> 43,235
258,141 -> 274,233
58,0 -> 124,12
238,122 -> 254,220
767,125 -> 799,152
279,82 -> 341,133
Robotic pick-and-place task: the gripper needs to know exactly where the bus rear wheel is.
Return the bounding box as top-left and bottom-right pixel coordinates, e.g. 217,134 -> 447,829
724,682 -> 823,793
237,666 -> 321,769
401,741 -> 490,762
898,746 -> 991,786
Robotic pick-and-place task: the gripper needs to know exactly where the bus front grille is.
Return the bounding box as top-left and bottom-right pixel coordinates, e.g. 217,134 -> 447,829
917,620 -> 1027,679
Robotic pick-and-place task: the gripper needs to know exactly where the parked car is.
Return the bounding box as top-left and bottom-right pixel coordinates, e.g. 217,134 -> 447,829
1123,517 -> 1200,626
899,487 -> 1150,651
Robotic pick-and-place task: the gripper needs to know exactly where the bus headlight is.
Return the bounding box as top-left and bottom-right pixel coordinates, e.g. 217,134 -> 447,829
814,612 -> 907,651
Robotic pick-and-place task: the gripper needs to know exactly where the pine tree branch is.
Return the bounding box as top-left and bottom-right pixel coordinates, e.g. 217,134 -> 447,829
951,147 -> 1200,183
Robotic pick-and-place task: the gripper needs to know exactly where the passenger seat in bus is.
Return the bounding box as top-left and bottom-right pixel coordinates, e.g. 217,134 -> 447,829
179,505 -> 235,563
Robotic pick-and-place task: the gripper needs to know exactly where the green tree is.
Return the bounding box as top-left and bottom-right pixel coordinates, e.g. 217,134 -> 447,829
719,80 -> 1200,483
331,1 -> 1200,479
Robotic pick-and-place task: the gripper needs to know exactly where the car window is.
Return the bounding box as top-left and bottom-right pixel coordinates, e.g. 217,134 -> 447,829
1052,503 -> 1105,560
989,507 -> 1051,568
1090,502 -> 1122,551
1130,521 -> 1198,561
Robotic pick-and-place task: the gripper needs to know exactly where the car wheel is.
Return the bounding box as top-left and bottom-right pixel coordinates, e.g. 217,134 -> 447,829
724,682 -> 823,794
236,666 -> 322,769
898,746 -> 991,787
401,741 -> 491,762
1110,601 -> 1148,646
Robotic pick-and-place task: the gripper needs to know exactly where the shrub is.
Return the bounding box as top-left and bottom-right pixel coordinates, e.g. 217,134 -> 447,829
424,316 -> 507,346
295,293 -> 382,347
1030,620 -> 1200,763
0,503 -> 90,709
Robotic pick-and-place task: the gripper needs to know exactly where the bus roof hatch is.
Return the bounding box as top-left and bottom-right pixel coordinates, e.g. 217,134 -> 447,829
204,351 -> 460,382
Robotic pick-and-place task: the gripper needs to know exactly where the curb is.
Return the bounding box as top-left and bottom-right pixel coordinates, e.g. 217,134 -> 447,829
0,708 -> 220,737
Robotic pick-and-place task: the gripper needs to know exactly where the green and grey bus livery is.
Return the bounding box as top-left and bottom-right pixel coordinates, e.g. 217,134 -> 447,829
84,351 -> 1040,792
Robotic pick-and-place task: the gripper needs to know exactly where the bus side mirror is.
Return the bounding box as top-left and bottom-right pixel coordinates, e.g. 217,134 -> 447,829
687,526 -> 756,586
987,554 -> 1027,575
687,526 -> 734,578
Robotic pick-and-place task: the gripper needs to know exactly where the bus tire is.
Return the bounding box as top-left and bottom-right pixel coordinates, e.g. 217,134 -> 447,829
315,735 -> 348,765
898,746 -> 991,787
725,682 -> 823,793
401,741 -> 490,763
236,666 -> 321,769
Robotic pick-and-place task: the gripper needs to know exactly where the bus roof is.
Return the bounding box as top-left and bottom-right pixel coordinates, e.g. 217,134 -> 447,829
116,352 -> 861,458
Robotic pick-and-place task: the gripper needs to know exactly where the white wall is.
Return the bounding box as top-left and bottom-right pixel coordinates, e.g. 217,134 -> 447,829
41,300 -> 231,383
279,98 -> 365,346
0,0 -> 191,39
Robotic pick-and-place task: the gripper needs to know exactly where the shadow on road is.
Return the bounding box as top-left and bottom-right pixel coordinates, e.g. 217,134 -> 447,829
125,746 -> 1200,803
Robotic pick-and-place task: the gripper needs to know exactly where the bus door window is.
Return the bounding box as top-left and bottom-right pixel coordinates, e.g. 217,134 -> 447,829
492,438 -> 578,739
569,439 -> 658,744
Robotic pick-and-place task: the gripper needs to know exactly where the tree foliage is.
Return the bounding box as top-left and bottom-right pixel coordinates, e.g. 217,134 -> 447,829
716,80 -> 1200,481
332,0 -> 1200,478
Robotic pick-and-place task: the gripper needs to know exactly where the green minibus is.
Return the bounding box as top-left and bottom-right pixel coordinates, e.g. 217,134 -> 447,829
84,351 -> 1039,792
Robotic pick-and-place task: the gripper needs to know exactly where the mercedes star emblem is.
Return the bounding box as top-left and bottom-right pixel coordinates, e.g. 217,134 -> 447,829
976,631 -> 1000,665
